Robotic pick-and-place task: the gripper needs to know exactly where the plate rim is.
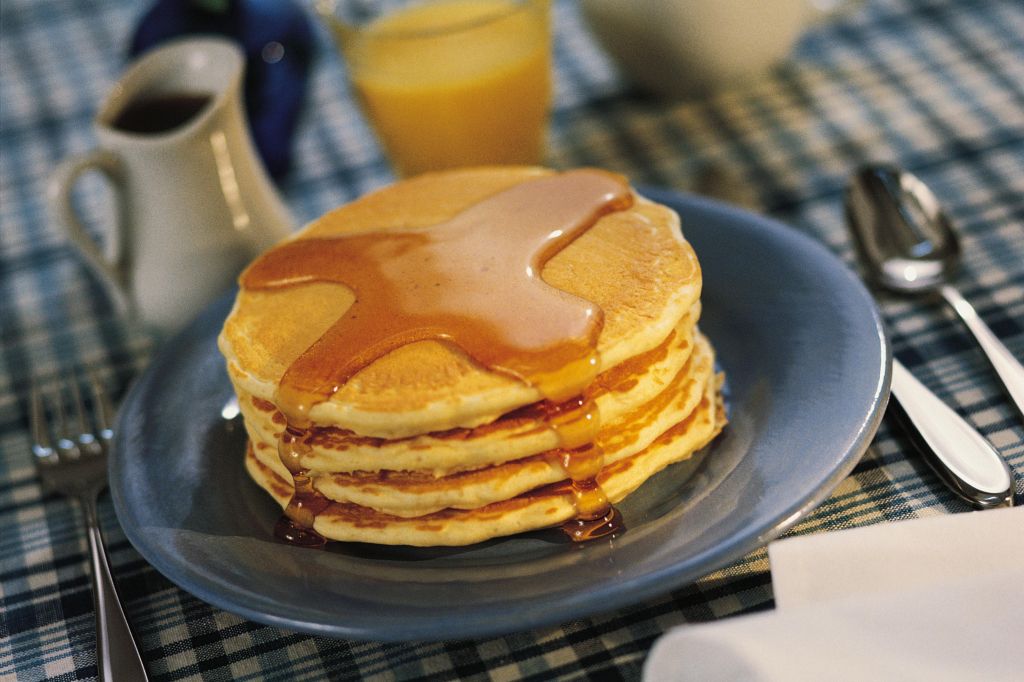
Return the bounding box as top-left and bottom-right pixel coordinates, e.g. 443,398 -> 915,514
110,187 -> 891,641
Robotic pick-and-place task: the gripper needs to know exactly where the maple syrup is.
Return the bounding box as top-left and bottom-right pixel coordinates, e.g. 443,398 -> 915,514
240,169 -> 633,545
112,92 -> 212,134
523,393 -> 623,538
274,517 -> 327,548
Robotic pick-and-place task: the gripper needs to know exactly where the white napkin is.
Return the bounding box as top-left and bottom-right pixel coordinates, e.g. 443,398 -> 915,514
644,506 -> 1024,682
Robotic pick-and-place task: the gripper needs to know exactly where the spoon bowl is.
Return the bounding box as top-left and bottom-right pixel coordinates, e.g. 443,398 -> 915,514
845,164 -> 961,294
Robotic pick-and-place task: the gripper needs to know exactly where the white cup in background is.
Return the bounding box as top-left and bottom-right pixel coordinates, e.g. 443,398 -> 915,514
580,0 -> 861,99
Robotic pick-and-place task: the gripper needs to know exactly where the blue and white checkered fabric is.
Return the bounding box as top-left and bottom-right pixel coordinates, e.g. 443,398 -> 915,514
2,0 -> 1022,679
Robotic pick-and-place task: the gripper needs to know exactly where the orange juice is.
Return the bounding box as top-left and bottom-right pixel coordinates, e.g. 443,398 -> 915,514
334,0 -> 551,176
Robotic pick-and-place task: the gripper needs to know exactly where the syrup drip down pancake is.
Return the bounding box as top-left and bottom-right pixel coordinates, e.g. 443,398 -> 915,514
219,167 -> 726,546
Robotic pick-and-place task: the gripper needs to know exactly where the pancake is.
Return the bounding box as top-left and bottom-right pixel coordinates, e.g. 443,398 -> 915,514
220,166 -> 727,547
220,166 -> 701,438
248,332 -> 715,518
244,364 -> 726,546
236,303 -> 701,477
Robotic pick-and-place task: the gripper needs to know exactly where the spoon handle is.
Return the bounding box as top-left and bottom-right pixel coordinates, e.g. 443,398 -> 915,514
939,284 -> 1024,420
889,359 -> 1014,508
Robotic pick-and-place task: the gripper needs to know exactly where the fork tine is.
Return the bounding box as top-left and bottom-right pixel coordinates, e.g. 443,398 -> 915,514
88,373 -> 114,446
70,376 -> 103,456
70,377 -> 88,435
53,383 -> 81,460
29,384 -> 56,463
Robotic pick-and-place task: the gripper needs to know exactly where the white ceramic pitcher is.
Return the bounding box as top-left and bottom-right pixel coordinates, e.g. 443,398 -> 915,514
49,37 -> 293,336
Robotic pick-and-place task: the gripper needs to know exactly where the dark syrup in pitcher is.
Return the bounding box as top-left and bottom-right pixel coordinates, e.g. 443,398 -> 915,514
112,92 -> 212,134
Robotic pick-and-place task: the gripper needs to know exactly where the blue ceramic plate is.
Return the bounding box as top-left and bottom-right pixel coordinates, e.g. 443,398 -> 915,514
110,189 -> 890,641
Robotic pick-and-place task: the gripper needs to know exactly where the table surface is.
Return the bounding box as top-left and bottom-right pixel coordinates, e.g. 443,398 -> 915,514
2,0 -> 1022,679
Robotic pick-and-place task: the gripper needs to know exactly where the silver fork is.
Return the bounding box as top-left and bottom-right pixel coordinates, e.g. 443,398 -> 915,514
30,374 -> 150,682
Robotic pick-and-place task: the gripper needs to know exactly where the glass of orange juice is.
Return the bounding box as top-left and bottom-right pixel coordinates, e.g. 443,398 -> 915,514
317,0 -> 552,177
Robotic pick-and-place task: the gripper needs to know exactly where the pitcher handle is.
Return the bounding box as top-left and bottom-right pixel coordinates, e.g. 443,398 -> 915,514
47,150 -> 134,317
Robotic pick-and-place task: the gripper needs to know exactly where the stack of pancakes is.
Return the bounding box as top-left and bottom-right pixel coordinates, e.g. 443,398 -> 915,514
219,167 -> 725,546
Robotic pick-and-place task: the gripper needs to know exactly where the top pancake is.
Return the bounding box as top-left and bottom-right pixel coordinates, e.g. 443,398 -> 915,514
219,166 -> 701,438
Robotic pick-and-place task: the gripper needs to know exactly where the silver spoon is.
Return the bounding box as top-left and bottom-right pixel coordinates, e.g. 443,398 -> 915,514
846,164 -> 1016,508
846,164 -> 1024,419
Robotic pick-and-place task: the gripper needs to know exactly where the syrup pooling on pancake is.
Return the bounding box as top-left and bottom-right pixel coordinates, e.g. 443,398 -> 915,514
238,169 -> 635,544
242,169 -> 633,415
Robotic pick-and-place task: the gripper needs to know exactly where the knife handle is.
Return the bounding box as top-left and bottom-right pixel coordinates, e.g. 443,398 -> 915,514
889,358 -> 1015,508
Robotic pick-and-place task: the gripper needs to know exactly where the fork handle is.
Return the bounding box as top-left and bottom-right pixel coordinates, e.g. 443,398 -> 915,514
81,493 -> 150,681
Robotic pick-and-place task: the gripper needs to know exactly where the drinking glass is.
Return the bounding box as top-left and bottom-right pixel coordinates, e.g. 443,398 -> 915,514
317,0 -> 552,177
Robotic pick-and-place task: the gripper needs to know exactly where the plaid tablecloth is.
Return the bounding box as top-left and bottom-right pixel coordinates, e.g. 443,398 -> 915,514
2,0 -> 1022,679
